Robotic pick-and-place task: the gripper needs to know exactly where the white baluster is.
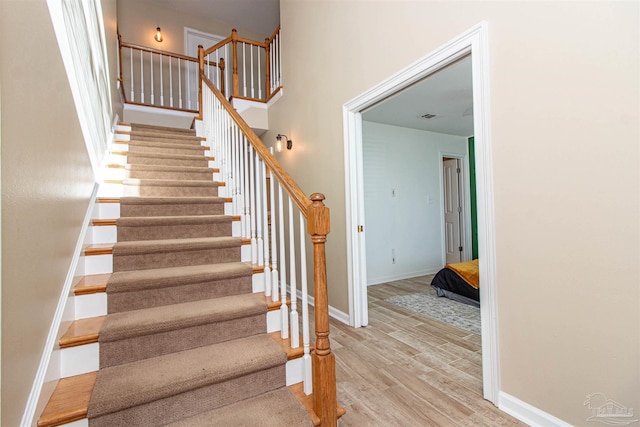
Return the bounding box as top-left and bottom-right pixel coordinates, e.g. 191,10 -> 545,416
151,52 -> 155,104
224,44 -> 229,98
129,48 -> 134,101
299,211 -> 312,395
278,182 -> 289,340
242,137 -> 251,240
159,54 -> 164,106
178,58 -> 182,109
289,198 -> 299,348
269,164 -> 279,302
255,152 -> 264,268
261,159 -> 271,298
257,48 -> 262,99
140,50 -> 144,103
249,145 -> 257,264
278,32 -> 282,87
187,60 -> 191,110
207,53 -> 210,80
250,44 -> 255,99
242,42 -> 247,97
215,49 -> 220,89
169,56 -> 173,107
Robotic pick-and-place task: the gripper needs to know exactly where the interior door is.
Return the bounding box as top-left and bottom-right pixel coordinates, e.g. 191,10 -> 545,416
443,158 -> 464,264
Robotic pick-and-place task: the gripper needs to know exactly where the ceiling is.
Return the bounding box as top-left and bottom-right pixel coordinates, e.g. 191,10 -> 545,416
362,55 -> 474,137
150,0 -> 280,39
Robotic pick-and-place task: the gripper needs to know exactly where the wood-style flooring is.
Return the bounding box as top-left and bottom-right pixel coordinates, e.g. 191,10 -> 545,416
326,276 -> 525,426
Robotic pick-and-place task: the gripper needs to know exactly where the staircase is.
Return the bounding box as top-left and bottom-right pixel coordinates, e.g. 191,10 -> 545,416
38,123 -> 320,426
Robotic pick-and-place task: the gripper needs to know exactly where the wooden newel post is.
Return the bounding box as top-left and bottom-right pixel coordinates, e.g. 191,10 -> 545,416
231,29 -> 239,98
308,193 -> 337,427
264,38 -> 271,99
198,45 -> 204,118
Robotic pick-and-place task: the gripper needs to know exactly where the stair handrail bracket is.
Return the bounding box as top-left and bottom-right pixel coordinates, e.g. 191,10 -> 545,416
200,64 -> 338,426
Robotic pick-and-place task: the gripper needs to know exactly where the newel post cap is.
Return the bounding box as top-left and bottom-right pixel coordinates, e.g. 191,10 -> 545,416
307,193 -> 330,236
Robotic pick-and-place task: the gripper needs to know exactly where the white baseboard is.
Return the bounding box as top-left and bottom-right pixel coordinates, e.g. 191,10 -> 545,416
20,184 -> 99,427
499,392 -> 572,427
294,289 -> 350,325
367,267 -> 441,286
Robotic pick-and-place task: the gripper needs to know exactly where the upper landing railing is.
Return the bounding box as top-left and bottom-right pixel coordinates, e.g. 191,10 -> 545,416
117,26 -> 282,112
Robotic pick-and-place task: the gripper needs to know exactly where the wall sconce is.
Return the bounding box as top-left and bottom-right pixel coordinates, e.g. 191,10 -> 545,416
275,134 -> 292,152
154,27 -> 163,43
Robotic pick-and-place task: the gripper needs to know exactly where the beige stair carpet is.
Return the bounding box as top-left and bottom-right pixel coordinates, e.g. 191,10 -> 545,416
87,123 -> 312,426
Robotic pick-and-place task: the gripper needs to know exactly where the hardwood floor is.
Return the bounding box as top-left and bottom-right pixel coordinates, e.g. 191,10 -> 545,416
326,276 -> 525,426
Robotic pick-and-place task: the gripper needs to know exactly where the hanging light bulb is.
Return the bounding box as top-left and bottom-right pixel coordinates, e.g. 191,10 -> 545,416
154,27 -> 163,43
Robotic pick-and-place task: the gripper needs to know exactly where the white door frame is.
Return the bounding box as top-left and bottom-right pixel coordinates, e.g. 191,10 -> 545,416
342,21 -> 499,403
439,153 -> 473,264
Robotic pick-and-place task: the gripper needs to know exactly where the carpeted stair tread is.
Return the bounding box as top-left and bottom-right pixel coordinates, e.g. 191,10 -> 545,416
129,123 -> 196,135
99,293 -> 265,343
105,262 -> 253,312
124,164 -> 214,173
126,151 -> 208,162
129,134 -> 204,144
165,387 -> 313,427
87,334 -> 287,419
127,140 -> 206,153
116,214 -> 232,227
112,236 -> 240,255
122,178 -> 219,188
119,195 -> 225,205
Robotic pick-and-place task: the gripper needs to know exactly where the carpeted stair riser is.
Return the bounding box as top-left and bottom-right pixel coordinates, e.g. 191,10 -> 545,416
124,165 -> 214,181
107,263 -> 253,313
129,123 -> 196,134
108,275 -> 252,313
117,215 -> 232,241
119,197 -> 225,217
129,134 -> 203,144
90,366 -> 284,427
122,181 -> 218,197
112,236 -> 240,270
100,294 -> 267,367
101,314 -> 265,367
126,152 -> 209,167
88,335 -> 287,426
127,141 -> 206,156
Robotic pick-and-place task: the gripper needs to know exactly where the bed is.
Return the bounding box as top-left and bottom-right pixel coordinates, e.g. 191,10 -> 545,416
431,259 -> 480,308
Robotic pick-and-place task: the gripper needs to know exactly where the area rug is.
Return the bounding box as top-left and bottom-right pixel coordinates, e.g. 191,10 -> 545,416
385,288 -> 481,334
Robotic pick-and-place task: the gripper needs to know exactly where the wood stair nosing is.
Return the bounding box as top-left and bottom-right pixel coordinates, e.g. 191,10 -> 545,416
290,383 -> 347,427
73,273 -> 110,295
59,316 -> 106,348
37,371 -> 97,427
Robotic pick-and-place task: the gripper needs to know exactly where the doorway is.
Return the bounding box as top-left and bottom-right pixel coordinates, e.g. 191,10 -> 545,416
343,22 -> 499,403
442,155 -> 473,264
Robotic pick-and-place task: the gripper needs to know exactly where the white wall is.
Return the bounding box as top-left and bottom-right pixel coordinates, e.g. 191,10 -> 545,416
1,1 -> 96,425
363,121 -> 467,285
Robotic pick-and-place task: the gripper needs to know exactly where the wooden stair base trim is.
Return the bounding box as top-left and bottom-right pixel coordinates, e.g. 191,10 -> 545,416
92,219 -> 117,226
37,372 -> 97,427
84,244 -> 113,256
289,383 -> 345,427
268,332 -> 314,361
97,197 -> 120,204
252,265 -> 265,274
254,294 -> 291,311
60,316 -> 105,348
74,274 -> 110,295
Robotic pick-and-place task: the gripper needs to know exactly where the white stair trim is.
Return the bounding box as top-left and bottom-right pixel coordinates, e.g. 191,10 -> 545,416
499,391 -> 572,427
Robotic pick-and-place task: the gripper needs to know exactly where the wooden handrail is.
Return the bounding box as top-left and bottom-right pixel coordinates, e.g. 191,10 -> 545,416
203,36 -> 232,57
201,73 -> 337,426
236,36 -> 266,48
121,41 -> 221,68
201,75 -> 311,214
267,24 -> 282,45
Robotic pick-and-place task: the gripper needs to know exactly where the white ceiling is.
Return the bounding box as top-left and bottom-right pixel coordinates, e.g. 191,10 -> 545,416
362,55 -> 474,137
150,0 -> 280,39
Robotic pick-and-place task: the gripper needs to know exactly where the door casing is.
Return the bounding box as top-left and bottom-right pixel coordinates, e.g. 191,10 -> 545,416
342,21 -> 499,403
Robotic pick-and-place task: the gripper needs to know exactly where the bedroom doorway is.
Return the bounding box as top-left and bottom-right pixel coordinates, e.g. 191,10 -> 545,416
343,22 -> 499,403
